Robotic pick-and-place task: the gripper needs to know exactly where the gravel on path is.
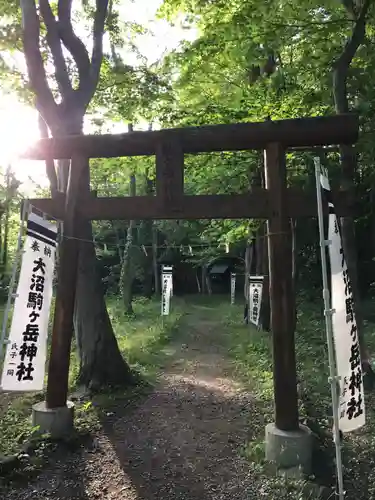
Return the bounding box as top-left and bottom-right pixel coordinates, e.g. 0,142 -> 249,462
0,309 -> 262,500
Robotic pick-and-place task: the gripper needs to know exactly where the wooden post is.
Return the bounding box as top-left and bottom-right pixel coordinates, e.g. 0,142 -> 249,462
264,143 -> 299,431
46,156 -> 84,409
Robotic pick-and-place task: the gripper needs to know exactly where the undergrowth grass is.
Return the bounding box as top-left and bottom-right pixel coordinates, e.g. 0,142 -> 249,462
0,295 -> 183,459
107,296 -> 183,379
203,296 -> 375,500
2,293 -> 375,500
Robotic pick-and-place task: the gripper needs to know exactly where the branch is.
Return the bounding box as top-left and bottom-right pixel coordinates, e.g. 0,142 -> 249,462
107,0 -> 120,66
269,18 -> 354,28
57,0 -> 109,111
82,0 -> 109,108
39,0 -> 72,98
20,0 -> 58,126
57,0 -> 90,92
335,0 -> 371,69
333,0 -> 372,113
38,113 -> 58,195
341,0 -> 357,20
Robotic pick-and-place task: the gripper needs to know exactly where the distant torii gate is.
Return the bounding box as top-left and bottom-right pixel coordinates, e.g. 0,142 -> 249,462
25,113 -> 358,434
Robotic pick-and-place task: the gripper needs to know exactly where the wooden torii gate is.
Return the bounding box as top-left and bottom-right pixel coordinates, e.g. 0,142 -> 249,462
25,113 -> 358,433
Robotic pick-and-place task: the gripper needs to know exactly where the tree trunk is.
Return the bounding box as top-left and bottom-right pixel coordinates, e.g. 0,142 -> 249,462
201,266 -> 207,294
333,0 -> 371,366
256,223 -> 270,331
72,158 -> 133,389
2,208 -> 9,277
48,119 -> 131,391
1,168 -> 12,278
196,270 -> 201,293
140,176 -> 154,298
1,214 -> 8,280
205,272 -> 212,295
121,174 -> 137,315
110,221 -> 124,265
371,179 -> 375,288
75,215 -> 133,389
19,0 -> 129,392
152,226 -> 159,295
0,214 -> 2,278
244,234 -> 254,301
142,244 -> 153,298
291,218 -> 297,331
244,236 -> 254,324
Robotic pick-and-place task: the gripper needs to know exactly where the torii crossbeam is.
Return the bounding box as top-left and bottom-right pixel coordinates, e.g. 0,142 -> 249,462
23,113 -> 358,434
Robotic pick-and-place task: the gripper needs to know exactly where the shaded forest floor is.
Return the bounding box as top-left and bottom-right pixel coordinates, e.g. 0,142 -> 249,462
2,296 -> 375,499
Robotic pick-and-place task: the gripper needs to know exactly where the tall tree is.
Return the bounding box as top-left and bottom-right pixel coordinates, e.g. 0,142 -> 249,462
333,0 -> 373,370
138,171 -> 155,298
0,167 -> 20,282
20,0 -> 132,389
121,172 -> 137,315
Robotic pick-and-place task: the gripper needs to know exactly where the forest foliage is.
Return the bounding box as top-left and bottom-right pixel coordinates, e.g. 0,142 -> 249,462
0,0 -> 374,374
1,3 -> 375,496
88,0 -> 375,306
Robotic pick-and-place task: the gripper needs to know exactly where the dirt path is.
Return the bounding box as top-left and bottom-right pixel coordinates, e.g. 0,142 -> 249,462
1,304 -> 260,500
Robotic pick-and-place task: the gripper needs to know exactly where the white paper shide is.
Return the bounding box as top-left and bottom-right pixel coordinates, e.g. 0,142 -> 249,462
161,265 -> 173,316
249,276 -> 263,326
320,171 -> 365,432
230,273 -> 236,305
1,212 -> 57,392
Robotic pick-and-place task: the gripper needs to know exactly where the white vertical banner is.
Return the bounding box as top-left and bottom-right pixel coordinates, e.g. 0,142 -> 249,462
320,170 -> 365,432
230,273 -> 236,305
249,276 -> 263,326
161,265 -> 173,316
1,212 -> 58,392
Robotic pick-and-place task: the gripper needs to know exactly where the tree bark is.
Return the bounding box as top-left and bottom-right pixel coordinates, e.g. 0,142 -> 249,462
256,223 -> 270,331
244,232 -> 254,302
38,114 -> 58,194
291,218 -> 297,331
1,169 -> 11,276
74,214 -> 133,389
20,1 -> 133,391
74,159 -> 133,389
201,266 -> 207,294
333,0 -> 371,365
0,214 -> 2,278
205,272 -> 212,295
139,175 -> 154,298
55,125 -> 133,390
244,235 -> 254,323
110,221 -> 124,265
121,174 -> 137,315
2,204 -> 9,278
0,169 -> 20,280
196,270 -> 201,293
153,226 -> 159,295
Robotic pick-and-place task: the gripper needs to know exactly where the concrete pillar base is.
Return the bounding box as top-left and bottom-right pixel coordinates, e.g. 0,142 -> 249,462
32,400 -> 75,439
265,422 -> 312,474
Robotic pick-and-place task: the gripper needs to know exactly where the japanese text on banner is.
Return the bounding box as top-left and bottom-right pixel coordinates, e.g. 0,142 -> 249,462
249,276 -> 263,327
321,172 -> 365,432
161,266 -> 173,316
1,213 -> 57,392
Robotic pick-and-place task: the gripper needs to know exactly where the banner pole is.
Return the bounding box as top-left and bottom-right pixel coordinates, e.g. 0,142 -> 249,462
314,157 -> 345,500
